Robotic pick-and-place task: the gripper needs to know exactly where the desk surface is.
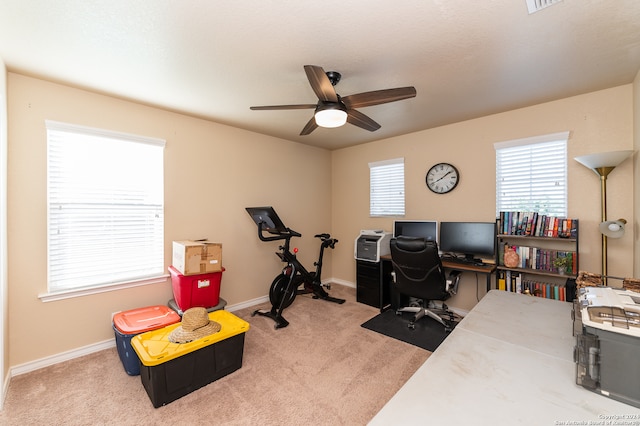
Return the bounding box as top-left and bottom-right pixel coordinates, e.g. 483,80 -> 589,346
440,259 -> 496,274
380,254 -> 496,273
380,254 -> 495,292
368,291 -> 640,425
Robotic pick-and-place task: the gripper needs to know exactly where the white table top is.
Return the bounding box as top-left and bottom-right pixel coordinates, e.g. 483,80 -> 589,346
369,290 -> 640,425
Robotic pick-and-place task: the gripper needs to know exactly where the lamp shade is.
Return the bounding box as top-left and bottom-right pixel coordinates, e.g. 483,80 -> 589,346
599,219 -> 626,239
574,150 -> 634,171
314,104 -> 347,128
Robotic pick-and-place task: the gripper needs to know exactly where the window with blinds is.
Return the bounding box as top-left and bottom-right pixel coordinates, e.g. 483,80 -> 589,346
495,132 -> 569,218
369,158 -> 405,217
46,121 -> 165,295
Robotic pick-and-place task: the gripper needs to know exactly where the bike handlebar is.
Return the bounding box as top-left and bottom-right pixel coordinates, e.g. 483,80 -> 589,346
257,223 -> 337,251
257,222 -> 301,242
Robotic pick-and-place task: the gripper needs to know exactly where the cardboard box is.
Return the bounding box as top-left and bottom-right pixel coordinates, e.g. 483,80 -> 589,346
172,240 -> 222,275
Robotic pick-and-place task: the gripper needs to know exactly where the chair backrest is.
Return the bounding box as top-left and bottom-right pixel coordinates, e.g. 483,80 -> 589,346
390,236 -> 450,302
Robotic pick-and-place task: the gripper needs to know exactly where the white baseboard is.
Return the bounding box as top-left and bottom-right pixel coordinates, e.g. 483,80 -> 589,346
8,295 -> 269,379
10,339 -> 116,377
1,369 -> 8,410
331,278 -> 469,317
327,278 -> 355,288
7,280 -> 353,379
449,306 -> 469,317
225,295 -> 269,312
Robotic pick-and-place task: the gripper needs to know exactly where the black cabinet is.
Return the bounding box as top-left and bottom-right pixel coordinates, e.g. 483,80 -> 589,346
356,260 -> 392,310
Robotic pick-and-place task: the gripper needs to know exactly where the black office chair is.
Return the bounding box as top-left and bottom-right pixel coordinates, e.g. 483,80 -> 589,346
390,236 -> 460,331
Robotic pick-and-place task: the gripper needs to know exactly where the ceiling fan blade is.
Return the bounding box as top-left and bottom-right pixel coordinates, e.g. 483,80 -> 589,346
250,104 -> 317,110
304,65 -> 338,103
346,109 -> 381,132
300,116 -> 318,135
342,87 -> 416,109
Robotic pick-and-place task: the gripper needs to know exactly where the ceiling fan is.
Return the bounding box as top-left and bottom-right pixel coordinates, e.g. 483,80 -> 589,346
250,65 -> 417,135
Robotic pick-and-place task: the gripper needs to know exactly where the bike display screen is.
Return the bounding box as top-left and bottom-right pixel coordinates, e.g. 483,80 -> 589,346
246,206 -> 288,234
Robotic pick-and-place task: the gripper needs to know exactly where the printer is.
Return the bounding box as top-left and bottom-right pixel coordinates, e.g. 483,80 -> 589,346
574,286 -> 640,408
354,230 -> 392,263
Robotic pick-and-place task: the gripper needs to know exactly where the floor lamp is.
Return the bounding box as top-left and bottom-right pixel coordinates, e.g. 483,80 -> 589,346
574,150 -> 634,283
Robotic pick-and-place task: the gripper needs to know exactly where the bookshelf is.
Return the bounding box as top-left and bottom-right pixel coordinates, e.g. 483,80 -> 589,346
496,212 -> 579,302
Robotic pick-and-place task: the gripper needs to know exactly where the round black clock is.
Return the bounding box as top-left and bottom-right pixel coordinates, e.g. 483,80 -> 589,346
426,163 -> 459,194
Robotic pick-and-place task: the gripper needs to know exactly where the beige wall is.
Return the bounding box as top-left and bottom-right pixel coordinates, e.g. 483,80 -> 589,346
331,85 -> 635,312
7,73 -> 332,366
5,72 -> 637,368
634,69 -> 640,277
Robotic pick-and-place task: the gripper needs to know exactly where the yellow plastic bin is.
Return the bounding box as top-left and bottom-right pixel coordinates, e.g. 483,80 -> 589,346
131,310 -> 250,408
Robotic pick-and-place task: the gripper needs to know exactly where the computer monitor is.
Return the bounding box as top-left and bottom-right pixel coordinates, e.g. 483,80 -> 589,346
393,220 -> 438,242
245,206 -> 288,235
439,221 -> 496,260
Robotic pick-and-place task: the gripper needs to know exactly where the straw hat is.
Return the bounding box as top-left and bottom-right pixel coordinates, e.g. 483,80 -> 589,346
168,307 -> 221,344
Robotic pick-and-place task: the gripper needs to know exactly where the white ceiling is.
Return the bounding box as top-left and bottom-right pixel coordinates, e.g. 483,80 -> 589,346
1,1 -> 639,150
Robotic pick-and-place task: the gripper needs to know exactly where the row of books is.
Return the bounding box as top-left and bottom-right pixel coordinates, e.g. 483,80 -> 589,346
497,243 -> 578,274
497,270 -> 571,301
498,211 -> 578,238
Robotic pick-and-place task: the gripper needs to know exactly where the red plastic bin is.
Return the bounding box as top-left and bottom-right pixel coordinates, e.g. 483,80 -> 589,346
113,305 -> 180,376
169,265 -> 224,311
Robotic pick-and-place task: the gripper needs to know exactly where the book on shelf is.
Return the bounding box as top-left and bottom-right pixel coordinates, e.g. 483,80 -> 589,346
498,242 -> 577,274
495,271 -> 568,301
498,211 -> 578,238
497,270 -> 506,291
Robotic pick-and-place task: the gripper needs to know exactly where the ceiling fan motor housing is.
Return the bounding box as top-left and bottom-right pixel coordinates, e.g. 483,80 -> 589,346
325,71 -> 341,86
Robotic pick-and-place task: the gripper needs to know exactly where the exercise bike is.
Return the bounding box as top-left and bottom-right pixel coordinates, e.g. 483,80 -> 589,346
246,207 -> 345,329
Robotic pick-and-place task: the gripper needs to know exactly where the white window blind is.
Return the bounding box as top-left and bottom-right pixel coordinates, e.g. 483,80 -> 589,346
495,132 -> 569,217
46,120 -> 165,294
369,158 -> 405,217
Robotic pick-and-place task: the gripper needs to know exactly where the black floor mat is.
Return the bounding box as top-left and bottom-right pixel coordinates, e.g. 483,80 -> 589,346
361,309 -> 455,352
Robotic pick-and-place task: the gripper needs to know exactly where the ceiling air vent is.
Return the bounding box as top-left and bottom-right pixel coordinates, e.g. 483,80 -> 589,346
525,0 -> 562,14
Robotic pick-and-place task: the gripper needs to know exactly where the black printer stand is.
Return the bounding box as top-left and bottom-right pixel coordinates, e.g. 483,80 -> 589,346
356,259 -> 392,311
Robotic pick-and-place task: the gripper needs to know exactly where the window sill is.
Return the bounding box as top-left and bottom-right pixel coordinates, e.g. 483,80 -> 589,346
38,274 -> 170,302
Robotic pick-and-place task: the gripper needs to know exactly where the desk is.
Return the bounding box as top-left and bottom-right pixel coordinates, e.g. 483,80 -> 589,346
380,254 -> 496,293
440,259 -> 495,292
369,290 -> 639,424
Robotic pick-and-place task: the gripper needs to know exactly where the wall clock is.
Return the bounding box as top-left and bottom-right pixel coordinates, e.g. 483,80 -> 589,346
426,163 -> 459,194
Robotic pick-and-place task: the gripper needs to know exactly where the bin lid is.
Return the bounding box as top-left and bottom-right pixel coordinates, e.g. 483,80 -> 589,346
131,310 -> 250,366
113,305 -> 181,334
168,265 -> 226,278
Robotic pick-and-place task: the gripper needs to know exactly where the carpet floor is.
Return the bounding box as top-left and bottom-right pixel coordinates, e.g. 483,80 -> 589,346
0,285 -> 431,426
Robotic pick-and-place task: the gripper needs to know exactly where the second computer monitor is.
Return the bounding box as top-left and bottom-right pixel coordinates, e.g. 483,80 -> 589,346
393,220 -> 438,242
439,221 -> 496,261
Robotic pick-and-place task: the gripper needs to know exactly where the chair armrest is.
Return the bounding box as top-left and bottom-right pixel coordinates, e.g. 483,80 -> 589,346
447,270 -> 462,295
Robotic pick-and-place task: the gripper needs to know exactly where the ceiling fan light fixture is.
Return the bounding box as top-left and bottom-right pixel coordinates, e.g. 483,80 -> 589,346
314,104 -> 347,128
